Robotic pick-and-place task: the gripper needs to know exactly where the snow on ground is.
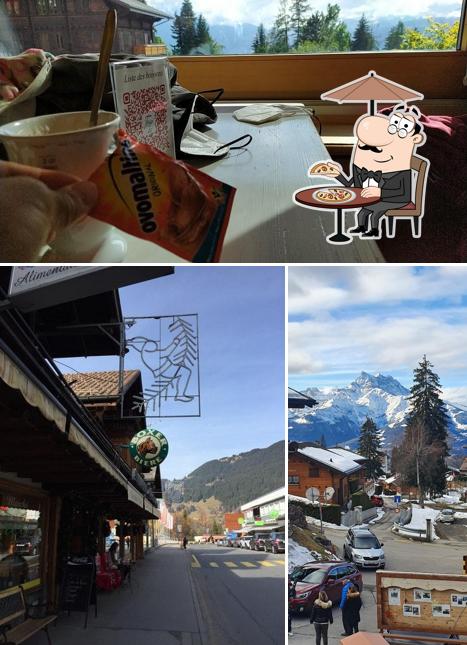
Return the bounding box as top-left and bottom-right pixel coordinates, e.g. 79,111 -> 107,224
288,539 -> 317,572
369,509 -> 385,524
306,517 -> 347,530
454,512 -> 467,519
396,506 -> 441,540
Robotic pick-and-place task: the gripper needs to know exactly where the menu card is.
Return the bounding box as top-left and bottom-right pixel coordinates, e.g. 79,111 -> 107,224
110,57 -> 175,157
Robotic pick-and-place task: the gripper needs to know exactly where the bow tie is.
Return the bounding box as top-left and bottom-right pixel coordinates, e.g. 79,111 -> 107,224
360,168 -> 382,183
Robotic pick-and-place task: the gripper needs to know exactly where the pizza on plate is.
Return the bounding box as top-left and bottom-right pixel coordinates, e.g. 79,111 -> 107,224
314,188 -> 353,203
308,161 -> 340,176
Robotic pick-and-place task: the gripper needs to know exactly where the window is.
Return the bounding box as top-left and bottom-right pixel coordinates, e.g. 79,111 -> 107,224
0,492 -> 42,591
308,466 -> 319,477
288,475 -> 300,485
37,0 -> 64,15
164,0 -> 463,55
5,1 -> 21,15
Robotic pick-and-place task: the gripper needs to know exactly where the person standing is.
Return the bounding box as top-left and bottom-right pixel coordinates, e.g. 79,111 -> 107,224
340,579 -> 353,636
288,580 -> 296,636
183,535 -> 188,549
345,585 -> 362,634
310,591 -> 333,645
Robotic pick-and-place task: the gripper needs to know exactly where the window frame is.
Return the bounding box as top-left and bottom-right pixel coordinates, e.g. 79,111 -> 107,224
169,3 -> 467,103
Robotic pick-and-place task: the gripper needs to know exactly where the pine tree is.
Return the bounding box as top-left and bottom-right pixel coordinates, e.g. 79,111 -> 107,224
195,14 -> 210,47
290,0 -> 310,47
269,0 -> 290,52
358,417 -> 384,479
171,0 -> 197,55
320,433 -> 327,449
402,355 -> 450,497
351,14 -> 377,51
385,20 -> 405,49
252,23 -> 268,53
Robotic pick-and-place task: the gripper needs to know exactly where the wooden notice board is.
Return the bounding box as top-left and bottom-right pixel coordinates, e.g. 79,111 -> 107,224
377,571 -> 467,640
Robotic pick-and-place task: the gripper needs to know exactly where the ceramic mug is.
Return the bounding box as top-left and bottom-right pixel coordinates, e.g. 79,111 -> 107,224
0,110 -> 122,261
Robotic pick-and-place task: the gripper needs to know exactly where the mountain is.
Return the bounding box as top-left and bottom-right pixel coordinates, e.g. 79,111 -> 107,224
163,441 -> 285,511
155,16 -> 457,54
289,372 -> 467,456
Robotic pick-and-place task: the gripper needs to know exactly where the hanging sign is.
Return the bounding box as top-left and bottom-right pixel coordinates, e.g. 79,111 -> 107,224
129,429 -> 169,467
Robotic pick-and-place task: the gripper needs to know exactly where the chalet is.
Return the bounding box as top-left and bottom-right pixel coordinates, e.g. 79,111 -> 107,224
3,0 -> 171,55
288,445 -> 366,506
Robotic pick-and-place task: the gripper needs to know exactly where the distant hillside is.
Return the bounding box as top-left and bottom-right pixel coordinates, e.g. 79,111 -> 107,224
163,441 -> 284,511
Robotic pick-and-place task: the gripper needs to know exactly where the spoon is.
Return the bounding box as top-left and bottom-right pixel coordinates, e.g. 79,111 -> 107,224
89,9 -> 117,128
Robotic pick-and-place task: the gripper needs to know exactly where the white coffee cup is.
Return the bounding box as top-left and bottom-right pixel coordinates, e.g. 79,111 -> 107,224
0,110 -> 121,261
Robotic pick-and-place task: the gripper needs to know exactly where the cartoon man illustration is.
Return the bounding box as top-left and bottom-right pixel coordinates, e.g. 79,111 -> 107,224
320,104 -> 427,238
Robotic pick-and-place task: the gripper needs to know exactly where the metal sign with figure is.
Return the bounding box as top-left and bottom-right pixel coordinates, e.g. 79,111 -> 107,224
120,313 -> 200,418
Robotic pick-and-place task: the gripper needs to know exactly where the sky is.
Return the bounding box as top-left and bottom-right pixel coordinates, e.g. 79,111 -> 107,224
289,266 -> 467,407
60,267 -> 285,480
150,0 -> 462,26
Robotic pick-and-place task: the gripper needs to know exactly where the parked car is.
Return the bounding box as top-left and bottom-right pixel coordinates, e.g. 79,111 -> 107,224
343,527 -> 385,569
216,538 -> 227,546
264,532 -> 285,554
289,561 -> 362,615
439,509 -> 455,524
370,495 -> 384,507
15,533 -> 40,556
239,536 -> 254,549
253,533 -> 270,551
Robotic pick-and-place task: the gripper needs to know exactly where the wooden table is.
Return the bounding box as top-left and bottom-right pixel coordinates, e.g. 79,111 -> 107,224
294,186 -> 380,244
120,104 -> 384,263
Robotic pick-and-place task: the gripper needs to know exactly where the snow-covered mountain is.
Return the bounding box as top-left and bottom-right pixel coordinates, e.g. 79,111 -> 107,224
289,372 -> 467,456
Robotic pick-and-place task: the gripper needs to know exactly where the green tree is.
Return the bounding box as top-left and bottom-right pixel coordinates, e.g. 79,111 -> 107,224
398,356 -> 450,499
252,23 -> 268,53
195,14 -> 210,47
401,18 -> 458,50
171,0 -> 197,54
290,0 -> 310,47
351,14 -> 377,51
269,0 -> 290,53
358,417 -> 384,479
385,20 -> 405,49
300,4 -> 350,51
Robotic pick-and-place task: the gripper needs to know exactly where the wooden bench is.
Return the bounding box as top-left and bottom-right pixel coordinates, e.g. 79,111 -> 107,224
0,587 -> 56,644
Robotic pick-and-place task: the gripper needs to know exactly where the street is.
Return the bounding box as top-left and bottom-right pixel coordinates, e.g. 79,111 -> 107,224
26,542 -> 284,645
289,506 -> 467,644
190,543 -> 285,645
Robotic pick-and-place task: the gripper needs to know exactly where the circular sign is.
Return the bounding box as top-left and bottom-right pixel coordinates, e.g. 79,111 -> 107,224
129,429 -> 169,467
237,517 -> 245,525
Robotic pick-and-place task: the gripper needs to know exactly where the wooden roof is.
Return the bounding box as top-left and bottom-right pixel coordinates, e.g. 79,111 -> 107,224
64,370 -> 140,401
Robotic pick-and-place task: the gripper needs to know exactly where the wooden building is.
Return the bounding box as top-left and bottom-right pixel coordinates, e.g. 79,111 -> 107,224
3,0 -> 171,55
288,445 -> 366,506
460,457 -> 467,477
0,269 -> 162,607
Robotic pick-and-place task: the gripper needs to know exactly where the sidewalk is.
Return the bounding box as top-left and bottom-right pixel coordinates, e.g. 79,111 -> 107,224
289,589 -> 377,644
28,544 -> 205,645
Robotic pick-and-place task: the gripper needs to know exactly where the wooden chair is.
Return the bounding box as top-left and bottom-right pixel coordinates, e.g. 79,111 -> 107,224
0,586 -> 56,644
385,156 -> 429,238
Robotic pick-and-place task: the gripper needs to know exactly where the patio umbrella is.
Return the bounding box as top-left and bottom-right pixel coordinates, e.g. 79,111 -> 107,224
321,70 -> 423,115
341,632 -> 390,645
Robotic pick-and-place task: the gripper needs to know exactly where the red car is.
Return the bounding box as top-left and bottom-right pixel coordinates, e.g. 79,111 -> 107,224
370,495 -> 384,507
289,562 -> 362,615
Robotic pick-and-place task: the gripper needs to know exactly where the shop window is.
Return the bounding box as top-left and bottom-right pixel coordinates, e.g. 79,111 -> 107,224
288,475 -> 299,485
0,493 -> 42,591
309,466 -> 320,477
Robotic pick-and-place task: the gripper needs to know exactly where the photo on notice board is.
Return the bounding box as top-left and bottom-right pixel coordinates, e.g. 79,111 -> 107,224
433,605 -> 451,617
414,589 -> 432,602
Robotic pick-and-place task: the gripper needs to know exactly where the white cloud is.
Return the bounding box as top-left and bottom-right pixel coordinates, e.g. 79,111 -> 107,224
442,387 -> 467,408
289,266 -> 467,315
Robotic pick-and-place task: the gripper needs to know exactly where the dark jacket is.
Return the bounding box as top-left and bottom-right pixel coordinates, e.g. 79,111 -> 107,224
337,166 -> 412,203
310,598 -> 333,624
343,591 -> 362,625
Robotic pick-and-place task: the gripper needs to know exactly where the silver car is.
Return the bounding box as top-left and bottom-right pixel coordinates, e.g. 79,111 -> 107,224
343,527 -> 385,569
439,509 -> 455,523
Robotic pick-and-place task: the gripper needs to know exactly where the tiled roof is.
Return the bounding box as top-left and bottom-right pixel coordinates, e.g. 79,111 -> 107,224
64,370 -> 140,399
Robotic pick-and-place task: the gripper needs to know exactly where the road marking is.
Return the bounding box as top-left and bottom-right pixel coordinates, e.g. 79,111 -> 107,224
241,562 -> 256,568
258,561 -> 276,567
276,559 -> 285,564
224,561 -> 238,568
191,555 -> 201,568
209,562 -> 219,568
